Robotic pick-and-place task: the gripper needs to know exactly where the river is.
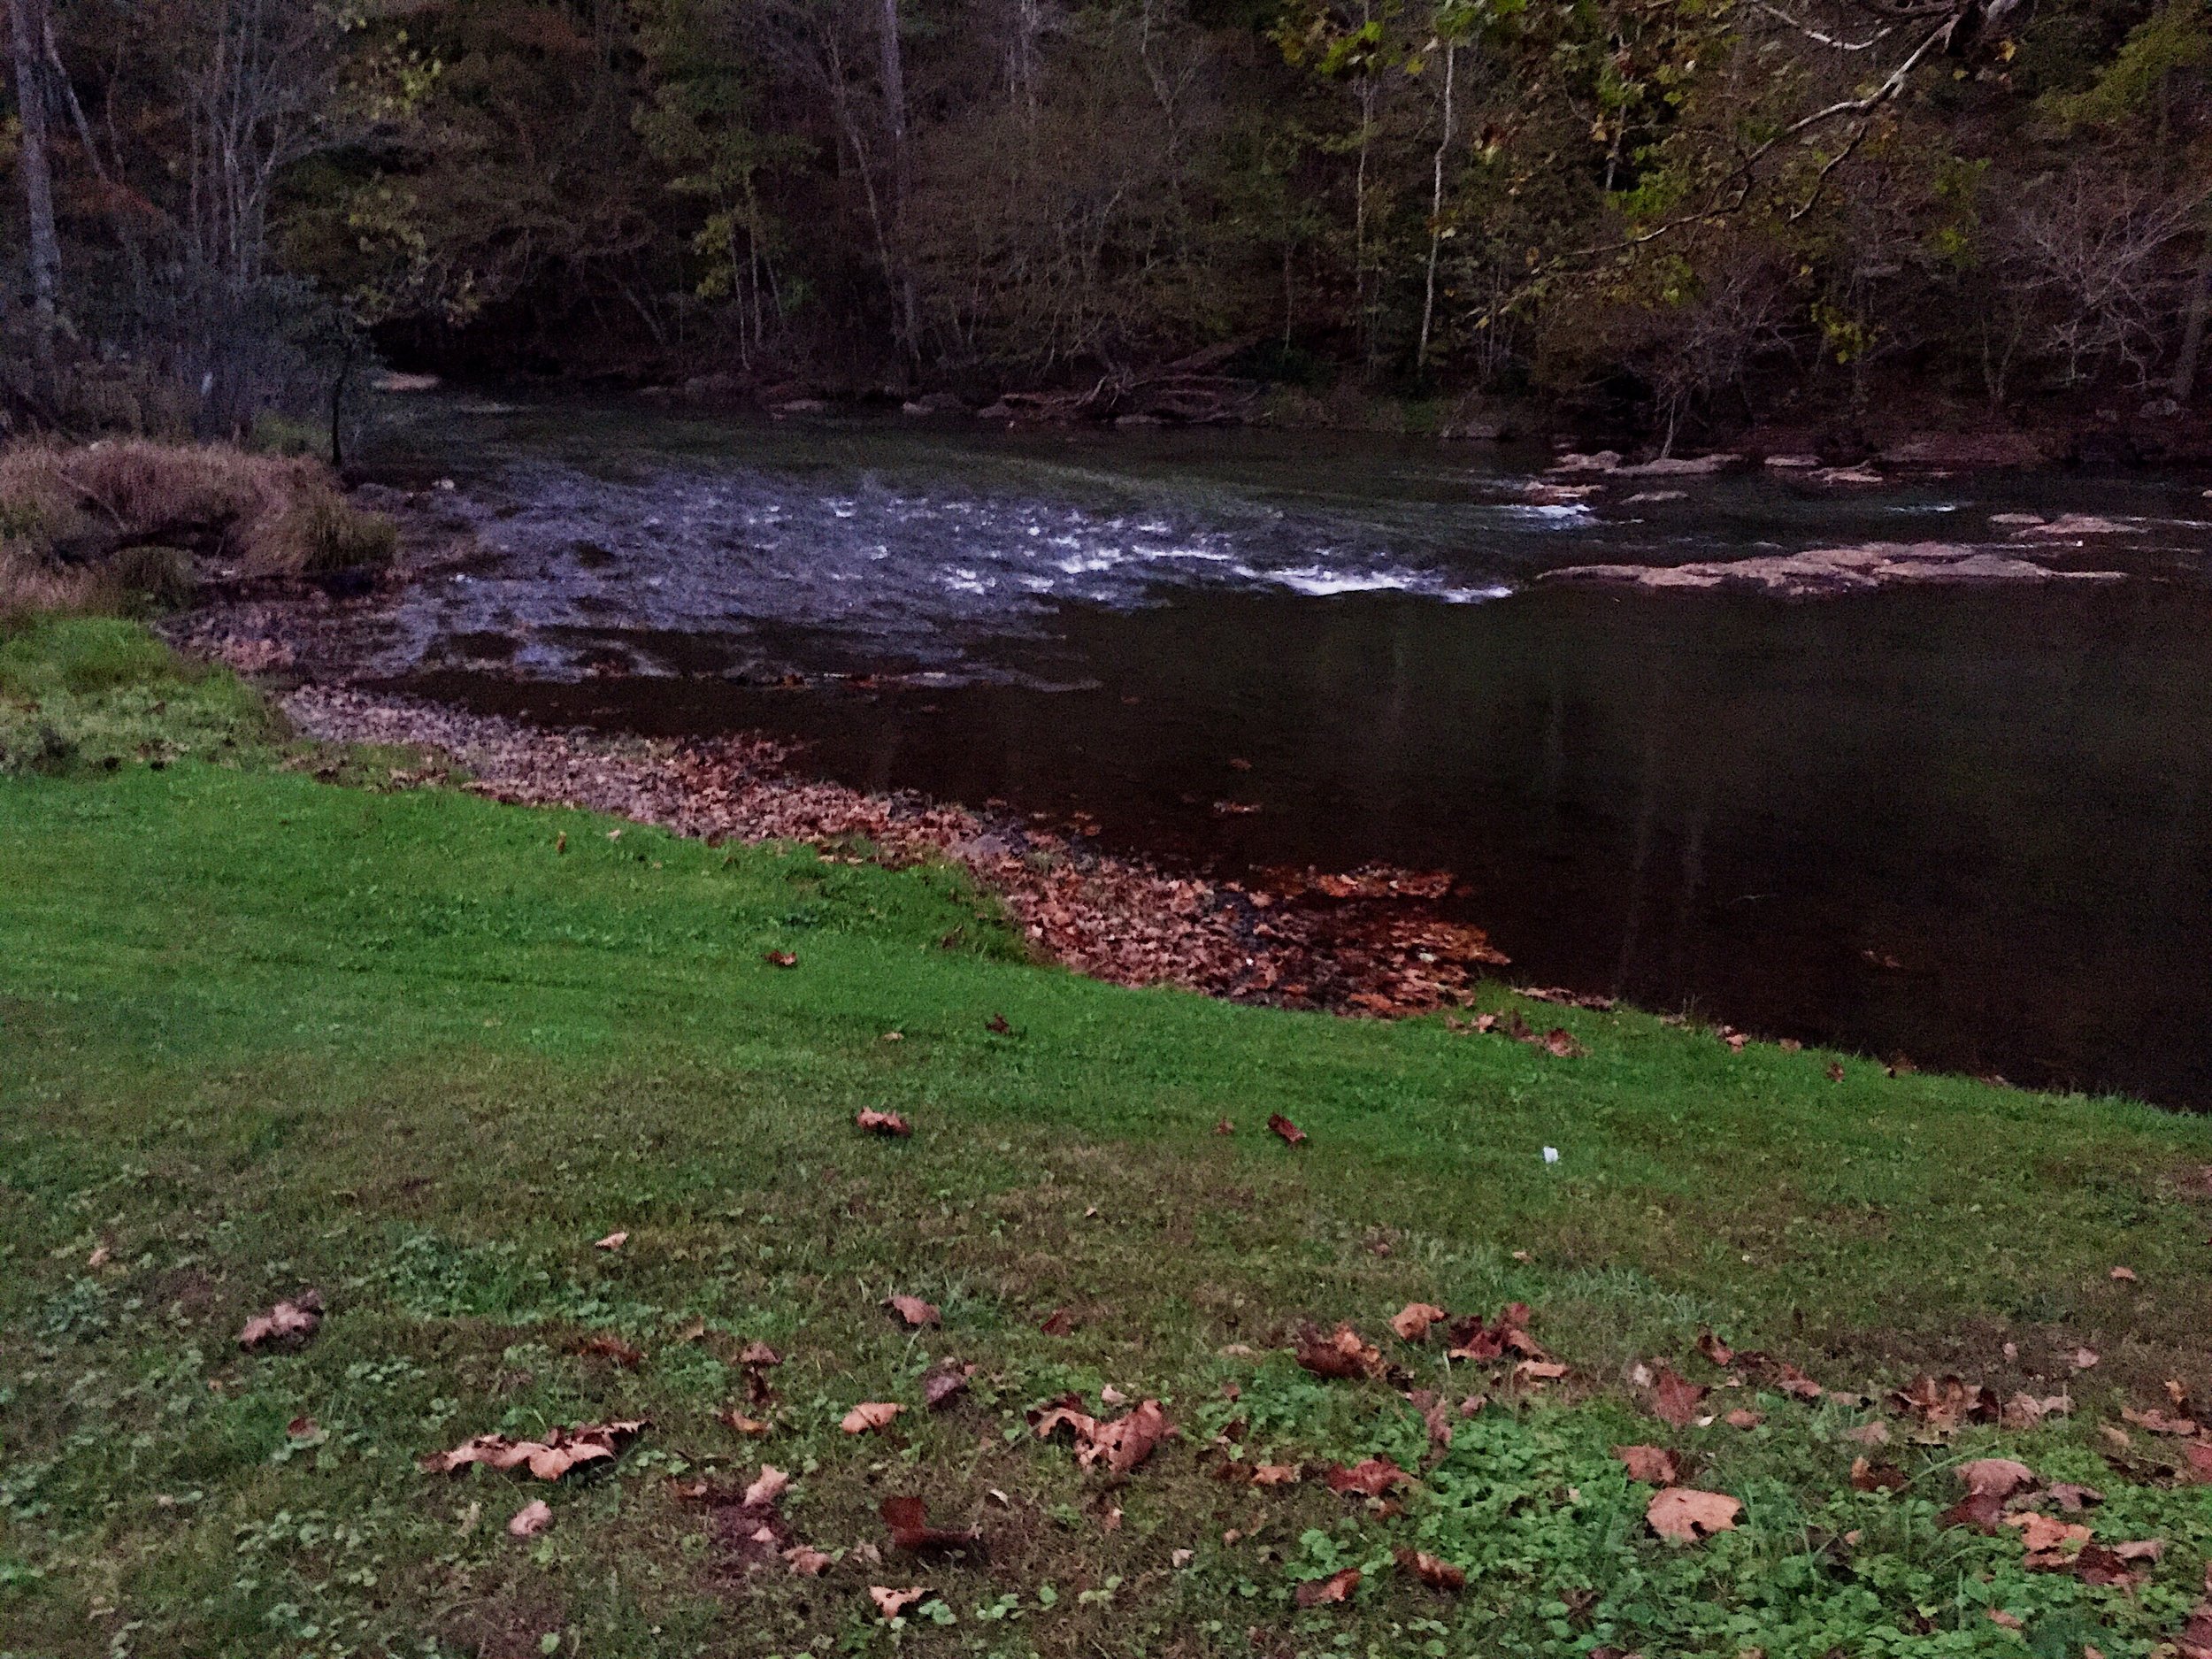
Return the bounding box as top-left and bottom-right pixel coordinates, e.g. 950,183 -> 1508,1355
348,395 -> 2212,1106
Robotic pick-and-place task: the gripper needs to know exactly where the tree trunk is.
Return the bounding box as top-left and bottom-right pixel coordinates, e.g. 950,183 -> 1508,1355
2170,217 -> 2212,404
876,0 -> 919,365
8,0 -> 61,350
1417,40 -> 1457,371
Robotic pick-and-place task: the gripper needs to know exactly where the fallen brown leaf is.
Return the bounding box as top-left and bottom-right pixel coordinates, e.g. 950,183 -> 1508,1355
2110,1265 -> 2138,1281
1213,1118 -> 1234,1135
886,1294 -> 940,1327
784,1545 -> 833,1576
1614,1445 -> 1681,1485
1647,1486 -> 1741,1542
855,1108 -> 912,1137
2122,1405 -> 2199,1436
1297,1322 -> 1384,1380
1957,1458 -> 2036,1502
921,1362 -> 976,1409
881,1494 -> 981,1553
1325,1456 -> 1412,1497
1391,1302 -> 1449,1342
1251,1463 -> 1302,1486
594,1231 -> 628,1251
841,1402 -> 906,1434
2181,1441 -> 2212,1483
764,949 -> 798,968
1038,1306 -> 1075,1336
1696,1329 -> 1735,1367
870,1586 -> 928,1619
2008,1511 -> 2093,1555
507,1500 -> 553,1538
1395,1548 -> 1466,1591
741,1340 -> 782,1368
717,1409 -> 772,1435
1647,1366 -> 1709,1428
1850,1456 -> 1909,1494
1268,1112 -> 1307,1146
1294,1567 -> 1361,1607
1724,1409 -> 1763,1429
1089,1399 -> 1173,1474
420,1419 -> 646,1480
743,1464 -> 790,1509
238,1290 -> 324,1351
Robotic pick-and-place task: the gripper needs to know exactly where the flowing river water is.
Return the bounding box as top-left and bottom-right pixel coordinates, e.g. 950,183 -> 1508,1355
346,395 -> 2212,1106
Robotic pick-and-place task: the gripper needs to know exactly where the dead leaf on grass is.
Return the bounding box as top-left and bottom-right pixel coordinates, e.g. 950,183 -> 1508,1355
881,1495 -> 981,1554
1850,1456 -> 1909,1494
2184,1442 -> 2212,1484
1297,1322 -> 1384,1379
1647,1366 -> 1709,1428
2071,1347 -> 2101,1371
1213,1118 -> 1234,1134
2110,1265 -> 2138,1281
420,1419 -> 646,1479
886,1294 -> 940,1327
1890,1374 -> 1999,1432
1395,1548 -> 1466,1591
1325,1456 -> 1412,1497
1029,1394 -> 1173,1473
718,1409 -> 772,1435
238,1290 -> 324,1350
1294,1567 -> 1361,1607
842,1402 -> 906,1434
856,1109 -> 912,1137
922,1363 -> 976,1409
1268,1112 -> 1307,1146
764,950 -> 798,968
1958,1458 -> 2037,1502
785,1545 -> 833,1576
2122,1405 -> 2199,1436
1391,1302 -> 1449,1342
1724,1409 -> 1763,1429
1252,1463 -> 1302,1486
1647,1486 -> 1741,1542
2002,1393 -> 2072,1430
741,1340 -> 782,1368
594,1231 -> 628,1251
1696,1330 -> 1735,1367
1038,1306 -> 1074,1336
1614,1445 -> 1681,1485
743,1464 -> 790,1508
870,1586 -> 928,1619
507,1500 -> 553,1538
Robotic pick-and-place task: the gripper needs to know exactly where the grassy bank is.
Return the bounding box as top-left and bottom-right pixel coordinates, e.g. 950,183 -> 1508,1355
4,619 -> 2212,1659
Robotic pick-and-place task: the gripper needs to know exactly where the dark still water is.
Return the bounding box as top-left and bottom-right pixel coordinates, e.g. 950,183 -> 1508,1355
365,398 -> 2212,1104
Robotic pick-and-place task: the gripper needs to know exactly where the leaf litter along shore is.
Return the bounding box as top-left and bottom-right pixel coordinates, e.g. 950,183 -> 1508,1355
280,684 -> 1508,1018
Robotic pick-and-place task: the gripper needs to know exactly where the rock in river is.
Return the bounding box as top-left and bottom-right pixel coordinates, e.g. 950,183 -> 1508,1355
1536,541 -> 2126,599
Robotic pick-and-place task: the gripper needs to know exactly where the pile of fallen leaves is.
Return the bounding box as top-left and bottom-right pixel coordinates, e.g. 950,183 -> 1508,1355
281,687 -> 1506,1017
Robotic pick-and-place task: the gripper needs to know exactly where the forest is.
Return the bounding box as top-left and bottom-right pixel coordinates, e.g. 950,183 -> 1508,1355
3,0 -> 2209,445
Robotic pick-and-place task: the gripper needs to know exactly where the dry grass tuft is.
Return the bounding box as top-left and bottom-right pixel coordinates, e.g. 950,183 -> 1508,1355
0,440 -> 396,600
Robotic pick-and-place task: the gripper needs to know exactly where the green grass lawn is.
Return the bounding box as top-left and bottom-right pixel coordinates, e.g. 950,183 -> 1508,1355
4,618 -> 2211,1659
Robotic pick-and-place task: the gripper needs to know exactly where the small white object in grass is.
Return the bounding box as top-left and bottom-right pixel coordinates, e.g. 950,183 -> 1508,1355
1542,1146 -> 1560,1164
